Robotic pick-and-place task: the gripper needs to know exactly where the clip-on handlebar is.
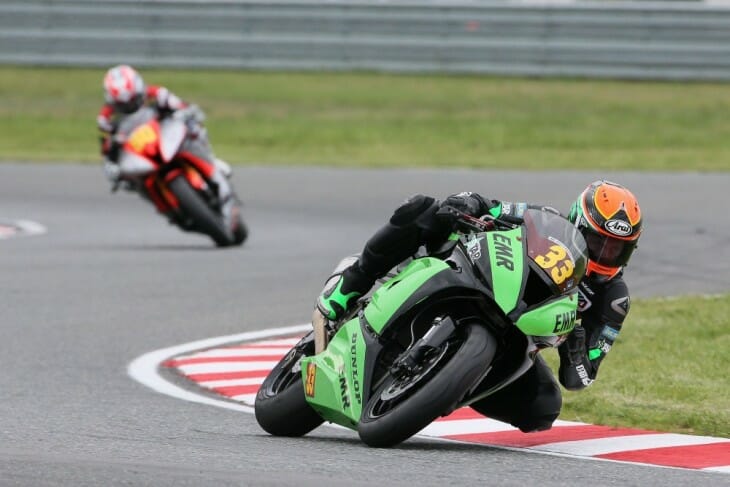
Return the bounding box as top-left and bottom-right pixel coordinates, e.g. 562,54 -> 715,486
439,205 -> 518,233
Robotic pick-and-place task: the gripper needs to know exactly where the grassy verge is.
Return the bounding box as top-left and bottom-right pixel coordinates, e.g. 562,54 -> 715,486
543,294 -> 730,438
1,66 -> 730,170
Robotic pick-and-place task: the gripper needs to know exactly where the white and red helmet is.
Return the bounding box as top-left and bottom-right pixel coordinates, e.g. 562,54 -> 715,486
103,65 -> 146,113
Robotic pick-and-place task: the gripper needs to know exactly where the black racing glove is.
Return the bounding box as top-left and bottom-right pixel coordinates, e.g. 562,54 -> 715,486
107,138 -> 122,163
565,325 -> 587,365
442,192 -> 495,216
558,325 -> 593,390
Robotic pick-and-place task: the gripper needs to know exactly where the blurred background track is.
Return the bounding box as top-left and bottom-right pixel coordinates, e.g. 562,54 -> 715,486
4,0 -> 730,80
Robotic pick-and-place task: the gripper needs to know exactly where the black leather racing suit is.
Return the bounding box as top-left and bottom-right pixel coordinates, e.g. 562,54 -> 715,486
339,192 -> 631,432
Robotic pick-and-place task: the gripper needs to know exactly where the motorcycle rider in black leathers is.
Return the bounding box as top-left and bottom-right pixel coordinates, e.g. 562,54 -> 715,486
316,180 -> 643,433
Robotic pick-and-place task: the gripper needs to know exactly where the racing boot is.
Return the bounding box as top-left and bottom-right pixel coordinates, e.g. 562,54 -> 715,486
316,262 -> 374,321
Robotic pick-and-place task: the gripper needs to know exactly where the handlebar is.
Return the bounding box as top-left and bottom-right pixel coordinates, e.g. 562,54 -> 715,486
172,104 -> 205,123
439,205 -> 518,233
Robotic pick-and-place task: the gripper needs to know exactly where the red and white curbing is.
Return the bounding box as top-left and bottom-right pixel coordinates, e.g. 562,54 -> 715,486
129,325 -> 730,473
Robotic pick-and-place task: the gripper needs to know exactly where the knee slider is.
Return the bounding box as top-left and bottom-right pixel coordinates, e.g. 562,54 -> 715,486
516,412 -> 558,433
390,194 -> 437,226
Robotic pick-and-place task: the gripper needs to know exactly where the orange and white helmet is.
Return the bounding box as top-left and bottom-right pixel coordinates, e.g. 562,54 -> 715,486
568,180 -> 642,281
103,65 -> 145,114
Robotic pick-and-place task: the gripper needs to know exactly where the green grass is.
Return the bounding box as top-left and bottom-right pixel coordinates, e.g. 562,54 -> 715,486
543,294 -> 730,437
2,66 -> 730,170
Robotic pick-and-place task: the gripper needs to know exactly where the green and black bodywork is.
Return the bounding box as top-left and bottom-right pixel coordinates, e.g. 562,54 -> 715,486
255,209 -> 588,447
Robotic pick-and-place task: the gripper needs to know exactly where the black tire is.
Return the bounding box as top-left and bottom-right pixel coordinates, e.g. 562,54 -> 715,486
358,323 -> 494,448
255,333 -> 324,437
167,175 -> 233,247
230,210 -> 248,246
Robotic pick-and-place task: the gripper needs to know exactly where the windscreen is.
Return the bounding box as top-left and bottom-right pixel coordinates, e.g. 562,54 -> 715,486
116,107 -> 156,138
523,209 -> 588,294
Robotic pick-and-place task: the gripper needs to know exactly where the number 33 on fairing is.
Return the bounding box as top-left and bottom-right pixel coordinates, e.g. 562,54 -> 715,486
534,244 -> 574,285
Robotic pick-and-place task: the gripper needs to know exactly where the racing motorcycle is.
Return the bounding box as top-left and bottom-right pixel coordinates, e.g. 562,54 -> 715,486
110,105 -> 247,247
255,208 -> 588,447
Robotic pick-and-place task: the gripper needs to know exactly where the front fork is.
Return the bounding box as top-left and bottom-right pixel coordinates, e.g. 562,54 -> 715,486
389,316 -> 456,376
312,309 -> 330,354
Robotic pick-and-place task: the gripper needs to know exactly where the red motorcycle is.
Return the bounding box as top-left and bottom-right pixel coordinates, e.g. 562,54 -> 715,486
112,105 -> 247,247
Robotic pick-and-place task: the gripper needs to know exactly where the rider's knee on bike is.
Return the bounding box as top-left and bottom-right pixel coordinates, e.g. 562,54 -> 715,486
513,412 -> 559,433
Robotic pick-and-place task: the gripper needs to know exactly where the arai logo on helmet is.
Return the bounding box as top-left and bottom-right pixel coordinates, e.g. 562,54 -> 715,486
605,219 -> 632,236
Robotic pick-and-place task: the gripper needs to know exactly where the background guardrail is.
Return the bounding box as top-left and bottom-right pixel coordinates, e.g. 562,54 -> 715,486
2,0 -> 730,80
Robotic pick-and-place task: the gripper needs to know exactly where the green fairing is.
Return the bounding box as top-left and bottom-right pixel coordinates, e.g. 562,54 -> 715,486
363,258 -> 451,334
302,258 -> 452,429
301,318 -> 367,429
485,228 -> 524,314
568,200 -> 582,224
515,293 -> 579,336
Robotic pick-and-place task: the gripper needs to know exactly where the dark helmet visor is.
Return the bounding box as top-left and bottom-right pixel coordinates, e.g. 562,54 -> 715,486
584,232 -> 637,268
114,94 -> 144,114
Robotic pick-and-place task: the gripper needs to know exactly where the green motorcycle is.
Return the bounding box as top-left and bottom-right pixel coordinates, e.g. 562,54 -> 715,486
255,208 -> 588,447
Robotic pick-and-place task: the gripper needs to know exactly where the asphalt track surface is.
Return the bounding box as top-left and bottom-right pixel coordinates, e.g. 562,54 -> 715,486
1,163 -> 729,487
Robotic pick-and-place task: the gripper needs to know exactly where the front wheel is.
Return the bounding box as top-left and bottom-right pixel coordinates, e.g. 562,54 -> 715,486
255,332 -> 324,437
167,175 -> 234,247
358,323 -> 494,448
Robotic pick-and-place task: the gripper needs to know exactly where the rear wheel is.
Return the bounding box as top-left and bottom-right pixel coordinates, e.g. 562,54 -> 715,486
255,333 -> 324,437
167,175 -> 233,246
358,323 -> 494,447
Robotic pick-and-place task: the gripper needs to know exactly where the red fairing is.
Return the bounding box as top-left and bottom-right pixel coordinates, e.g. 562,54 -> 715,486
123,118 -> 162,162
144,176 -> 174,212
179,151 -> 216,179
